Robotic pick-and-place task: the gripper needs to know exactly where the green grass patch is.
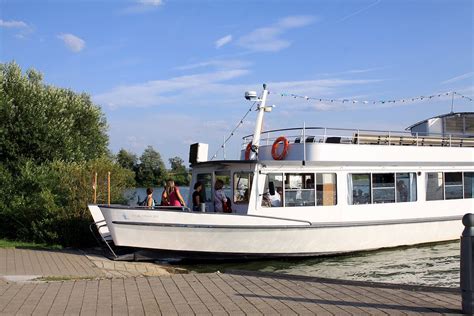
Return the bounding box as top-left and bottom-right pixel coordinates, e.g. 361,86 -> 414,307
35,275 -> 98,282
0,238 -> 62,250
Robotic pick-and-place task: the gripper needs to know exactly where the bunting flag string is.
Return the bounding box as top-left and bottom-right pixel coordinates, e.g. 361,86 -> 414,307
270,91 -> 473,104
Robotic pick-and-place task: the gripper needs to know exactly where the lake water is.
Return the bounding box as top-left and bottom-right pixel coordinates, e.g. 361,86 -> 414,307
184,241 -> 460,288
124,188 -> 460,288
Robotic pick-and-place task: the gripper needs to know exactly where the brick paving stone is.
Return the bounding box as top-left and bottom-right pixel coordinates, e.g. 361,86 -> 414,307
47,281 -> 75,315
182,274 -> 228,315
124,277 -> 145,315
268,278 -> 333,316
160,275 -> 194,315
96,278 -> 113,315
147,276 -> 180,315
64,280 -> 87,315
0,283 -> 23,312
15,283 -> 49,315
208,273 -> 261,315
32,282 -> 62,316
2,283 -> 35,314
136,277 -> 161,315
111,278 -> 129,315
80,280 -> 100,315
194,273 -> 243,315
172,274 -> 211,315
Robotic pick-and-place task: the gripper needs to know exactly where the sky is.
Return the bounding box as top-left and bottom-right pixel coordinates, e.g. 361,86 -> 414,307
1,0 -> 473,164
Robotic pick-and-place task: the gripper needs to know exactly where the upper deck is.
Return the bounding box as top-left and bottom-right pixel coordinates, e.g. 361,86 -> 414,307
241,126 -> 474,165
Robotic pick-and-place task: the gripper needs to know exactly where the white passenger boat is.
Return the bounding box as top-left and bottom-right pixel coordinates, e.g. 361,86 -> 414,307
92,84 -> 474,259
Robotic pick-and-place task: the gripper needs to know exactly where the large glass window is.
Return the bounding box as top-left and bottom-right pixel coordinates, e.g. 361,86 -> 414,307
372,173 -> 395,204
215,171 -> 231,200
197,173 -> 212,202
445,172 -> 463,200
465,172 -> 474,199
261,173 -> 284,207
426,172 -> 444,201
284,173 -> 315,207
396,173 -> 417,202
351,174 -> 371,204
350,172 -> 417,205
233,172 -> 253,204
316,173 -> 337,206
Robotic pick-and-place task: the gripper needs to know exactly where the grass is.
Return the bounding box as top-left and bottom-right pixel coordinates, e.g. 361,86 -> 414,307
34,275 -> 97,282
0,238 -> 62,250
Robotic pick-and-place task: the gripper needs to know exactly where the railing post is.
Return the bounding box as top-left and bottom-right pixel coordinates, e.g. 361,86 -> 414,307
461,213 -> 474,314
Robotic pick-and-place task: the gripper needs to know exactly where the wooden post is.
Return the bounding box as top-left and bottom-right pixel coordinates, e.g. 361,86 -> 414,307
107,171 -> 111,206
93,172 -> 98,204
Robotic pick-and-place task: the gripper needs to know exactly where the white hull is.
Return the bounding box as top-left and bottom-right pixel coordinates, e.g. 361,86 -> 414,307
98,206 -> 462,256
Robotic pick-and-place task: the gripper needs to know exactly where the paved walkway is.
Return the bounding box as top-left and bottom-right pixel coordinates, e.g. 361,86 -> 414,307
0,248 -> 462,315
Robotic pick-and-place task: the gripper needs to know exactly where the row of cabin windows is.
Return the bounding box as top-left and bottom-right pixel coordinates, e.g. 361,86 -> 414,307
262,173 -> 337,207
196,171 -> 473,209
426,172 -> 474,201
349,173 -> 417,205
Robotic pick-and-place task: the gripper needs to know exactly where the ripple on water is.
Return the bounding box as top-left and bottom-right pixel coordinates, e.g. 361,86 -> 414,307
186,241 -> 460,288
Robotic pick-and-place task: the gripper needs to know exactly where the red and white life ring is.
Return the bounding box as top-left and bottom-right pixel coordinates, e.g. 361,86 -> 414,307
272,136 -> 289,160
244,143 -> 252,160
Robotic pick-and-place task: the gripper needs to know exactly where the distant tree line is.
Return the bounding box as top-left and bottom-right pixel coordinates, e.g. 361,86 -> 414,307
116,147 -> 190,187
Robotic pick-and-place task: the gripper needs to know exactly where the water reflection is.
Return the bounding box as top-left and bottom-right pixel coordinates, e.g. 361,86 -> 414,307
184,241 -> 460,288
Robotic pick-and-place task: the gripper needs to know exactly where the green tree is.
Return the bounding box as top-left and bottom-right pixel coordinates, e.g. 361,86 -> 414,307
0,62 -> 134,247
0,62 -> 108,170
136,146 -> 167,186
116,148 -> 137,171
169,156 -> 189,185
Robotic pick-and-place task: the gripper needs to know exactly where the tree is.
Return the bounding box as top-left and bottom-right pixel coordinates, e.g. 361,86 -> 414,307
136,146 -> 167,186
116,149 -> 137,171
0,62 -> 134,247
169,156 -> 189,185
0,62 -> 108,170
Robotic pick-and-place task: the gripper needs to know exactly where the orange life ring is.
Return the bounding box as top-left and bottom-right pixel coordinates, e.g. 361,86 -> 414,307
272,136 -> 289,160
244,143 -> 252,160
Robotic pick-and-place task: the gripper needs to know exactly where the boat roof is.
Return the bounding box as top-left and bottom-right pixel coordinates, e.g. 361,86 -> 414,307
191,160 -> 256,168
405,111 -> 474,130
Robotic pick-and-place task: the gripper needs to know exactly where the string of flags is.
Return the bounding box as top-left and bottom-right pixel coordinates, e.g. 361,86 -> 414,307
270,91 -> 473,105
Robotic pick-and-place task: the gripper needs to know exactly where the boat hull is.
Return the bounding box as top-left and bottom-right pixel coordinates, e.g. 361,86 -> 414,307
98,206 -> 462,257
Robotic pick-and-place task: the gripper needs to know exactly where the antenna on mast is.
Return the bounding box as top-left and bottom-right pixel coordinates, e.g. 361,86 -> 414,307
450,92 -> 455,113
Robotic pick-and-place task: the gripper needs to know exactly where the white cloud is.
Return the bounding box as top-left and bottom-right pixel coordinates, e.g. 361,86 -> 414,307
0,19 -> 28,28
215,35 -> 232,48
57,33 -> 86,53
94,69 -> 250,109
238,15 -> 316,52
441,72 -> 474,85
177,59 -> 251,71
137,0 -> 163,6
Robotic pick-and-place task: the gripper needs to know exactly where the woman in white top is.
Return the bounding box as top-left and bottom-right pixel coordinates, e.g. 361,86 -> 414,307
213,179 -> 227,212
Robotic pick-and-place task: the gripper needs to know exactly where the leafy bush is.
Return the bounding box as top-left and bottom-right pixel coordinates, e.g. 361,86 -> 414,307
0,159 -> 134,247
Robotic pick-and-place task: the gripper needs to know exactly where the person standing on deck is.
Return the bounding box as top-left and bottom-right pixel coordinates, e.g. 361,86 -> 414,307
214,179 -> 227,212
162,180 -> 186,206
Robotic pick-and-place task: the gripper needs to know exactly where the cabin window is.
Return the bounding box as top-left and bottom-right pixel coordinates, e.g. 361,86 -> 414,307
284,173 -> 315,207
426,172 -> 444,201
215,171 -> 232,200
350,172 -> 417,204
234,172 -> 253,204
396,173 -> 417,202
261,173 -> 284,207
196,173 -> 212,202
445,172 -> 463,200
372,173 -> 395,204
316,173 -> 337,206
351,174 -> 371,204
465,173 -> 474,199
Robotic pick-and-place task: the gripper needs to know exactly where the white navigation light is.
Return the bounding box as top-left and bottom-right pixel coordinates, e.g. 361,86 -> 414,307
245,91 -> 258,101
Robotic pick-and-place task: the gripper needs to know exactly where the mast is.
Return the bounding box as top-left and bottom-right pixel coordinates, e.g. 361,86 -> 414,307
249,84 -> 269,160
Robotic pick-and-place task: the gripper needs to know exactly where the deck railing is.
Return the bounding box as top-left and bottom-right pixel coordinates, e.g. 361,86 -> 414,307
242,127 -> 474,149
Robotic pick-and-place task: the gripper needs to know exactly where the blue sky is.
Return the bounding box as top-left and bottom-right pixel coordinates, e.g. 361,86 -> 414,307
1,0 -> 473,163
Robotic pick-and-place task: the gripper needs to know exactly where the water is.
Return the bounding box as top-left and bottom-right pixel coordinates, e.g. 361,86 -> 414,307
125,187 -> 190,205
124,188 -> 460,288
183,241 -> 460,288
